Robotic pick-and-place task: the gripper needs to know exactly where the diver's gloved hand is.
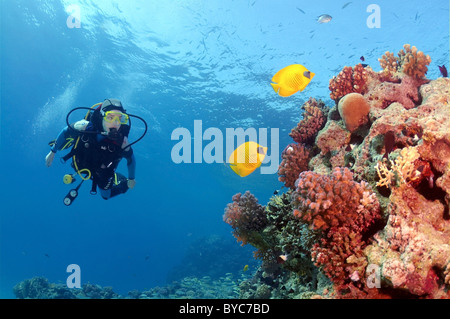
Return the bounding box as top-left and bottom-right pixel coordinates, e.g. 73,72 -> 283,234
45,151 -> 55,167
127,179 -> 136,189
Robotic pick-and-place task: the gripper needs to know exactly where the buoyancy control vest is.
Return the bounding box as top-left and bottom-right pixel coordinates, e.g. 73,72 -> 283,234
62,105 -> 131,191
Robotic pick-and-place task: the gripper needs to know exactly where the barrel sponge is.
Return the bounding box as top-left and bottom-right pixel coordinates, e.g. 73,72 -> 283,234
338,93 -> 370,133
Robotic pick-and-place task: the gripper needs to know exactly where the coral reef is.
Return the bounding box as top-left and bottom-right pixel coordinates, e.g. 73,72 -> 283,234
133,273 -> 244,299
278,143 -> 311,189
375,146 -> 421,188
13,277 -> 120,299
365,184 -> 450,298
289,97 -> 328,144
292,167 -> 382,295
329,64 -> 373,101
277,98 -> 329,189
224,45 -> 450,299
379,44 -> 432,80
13,274 -> 248,299
330,45 -> 432,110
223,191 -> 268,246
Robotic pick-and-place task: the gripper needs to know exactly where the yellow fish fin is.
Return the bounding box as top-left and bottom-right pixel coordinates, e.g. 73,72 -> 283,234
271,83 -> 280,94
278,87 -> 299,97
229,163 -> 242,176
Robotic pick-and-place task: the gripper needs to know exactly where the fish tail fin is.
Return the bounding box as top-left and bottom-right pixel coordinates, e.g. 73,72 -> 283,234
270,83 -> 280,94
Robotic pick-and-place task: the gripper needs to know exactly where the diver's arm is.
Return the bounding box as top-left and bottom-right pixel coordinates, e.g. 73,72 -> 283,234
124,152 -> 136,189
122,137 -> 136,178
122,137 -> 136,188
45,120 -> 88,167
125,152 -> 136,179
50,120 -> 88,153
123,148 -> 136,179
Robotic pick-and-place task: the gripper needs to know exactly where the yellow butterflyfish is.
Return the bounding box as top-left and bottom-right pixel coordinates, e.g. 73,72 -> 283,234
271,64 -> 315,97
228,141 -> 267,177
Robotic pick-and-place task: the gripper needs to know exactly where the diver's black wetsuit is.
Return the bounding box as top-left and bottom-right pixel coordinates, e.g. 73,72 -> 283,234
51,123 -> 136,199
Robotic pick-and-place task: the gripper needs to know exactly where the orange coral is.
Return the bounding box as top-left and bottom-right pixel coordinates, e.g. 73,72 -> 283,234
378,44 -> 431,80
379,51 -> 398,75
398,44 -> 431,79
338,93 -> 371,133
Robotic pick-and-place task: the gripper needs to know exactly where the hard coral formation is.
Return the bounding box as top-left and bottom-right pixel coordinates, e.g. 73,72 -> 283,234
278,143 -> 311,189
289,97 -> 327,144
379,44 -> 432,80
14,274 -> 246,299
292,168 -> 381,293
13,277 -> 120,299
329,64 -> 372,101
330,44 -> 431,110
224,46 -> 449,299
278,98 -> 328,189
365,185 -> 450,298
375,146 -> 422,188
292,167 -> 380,232
365,75 -> 423,110
338,93 -> 371,133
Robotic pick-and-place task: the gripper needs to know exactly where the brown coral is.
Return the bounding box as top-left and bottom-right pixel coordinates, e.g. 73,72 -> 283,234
289,97 -> 327,145
278,143 -> 311,189
379,51 -> 398,76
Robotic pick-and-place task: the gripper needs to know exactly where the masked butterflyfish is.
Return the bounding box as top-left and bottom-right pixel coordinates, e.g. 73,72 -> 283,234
229,141 -> 267,177
271,64 -> 315,97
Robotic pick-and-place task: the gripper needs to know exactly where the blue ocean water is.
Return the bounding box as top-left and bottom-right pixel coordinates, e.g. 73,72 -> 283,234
0,0 -> 448,298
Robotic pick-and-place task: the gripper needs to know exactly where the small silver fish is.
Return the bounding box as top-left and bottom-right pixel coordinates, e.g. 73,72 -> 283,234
317,14 -> 332,23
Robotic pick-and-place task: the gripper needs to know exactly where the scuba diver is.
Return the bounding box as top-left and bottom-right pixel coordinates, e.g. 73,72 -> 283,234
45,98 -> 147,205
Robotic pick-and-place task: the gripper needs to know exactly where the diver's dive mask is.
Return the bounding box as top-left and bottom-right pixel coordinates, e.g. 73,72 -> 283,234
103,110 -> 129,125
